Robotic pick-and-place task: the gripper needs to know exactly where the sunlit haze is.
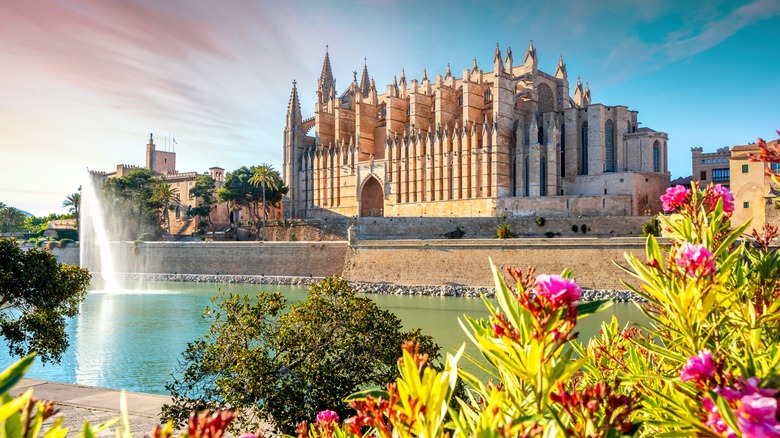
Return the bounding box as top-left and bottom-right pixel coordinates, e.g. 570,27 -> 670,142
2,0 -> 779,216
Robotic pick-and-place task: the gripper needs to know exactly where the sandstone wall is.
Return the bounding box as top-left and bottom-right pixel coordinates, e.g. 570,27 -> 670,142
353,216 -> 651,239
342,238 -> 648,290
94,241 -> 348,277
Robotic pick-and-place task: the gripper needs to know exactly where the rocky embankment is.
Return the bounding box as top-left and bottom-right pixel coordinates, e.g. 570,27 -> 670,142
121,273 -> 645,302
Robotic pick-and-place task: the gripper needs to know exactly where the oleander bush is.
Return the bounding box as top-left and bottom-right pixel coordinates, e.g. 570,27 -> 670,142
299,180 -> 780,438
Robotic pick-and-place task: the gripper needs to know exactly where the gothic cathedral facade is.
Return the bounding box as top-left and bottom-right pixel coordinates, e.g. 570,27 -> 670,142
283,42 -> 670,219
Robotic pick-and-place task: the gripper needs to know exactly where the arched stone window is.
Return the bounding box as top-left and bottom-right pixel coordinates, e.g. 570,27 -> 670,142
605,119 -> 615,172
484,88 -> 492,103
653,141 -> 660,172
581,121 -> 589,175
537,83 -> 554,113
560,124 -> 566,177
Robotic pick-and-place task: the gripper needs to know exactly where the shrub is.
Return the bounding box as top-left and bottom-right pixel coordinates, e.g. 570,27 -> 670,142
301,183 -> 780,438
640,217 -> 661,237
581,223 -> 588,234
544,231 -> 555,238
571,224 -> 579,232
496,223 -> 513,239
535,216 -> 546,226
58,238 -> 74,248
163,277 -> 442,434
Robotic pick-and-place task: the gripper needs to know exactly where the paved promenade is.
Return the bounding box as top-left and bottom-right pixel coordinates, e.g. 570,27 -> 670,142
12,379 -> 171,437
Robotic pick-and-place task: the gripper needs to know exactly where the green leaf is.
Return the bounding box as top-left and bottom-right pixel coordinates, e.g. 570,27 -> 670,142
576,299 -> 613,319
713,391 -> 739,434
0,389 -> 32,423
0,354 -> 35,395
343,386 -> 390,402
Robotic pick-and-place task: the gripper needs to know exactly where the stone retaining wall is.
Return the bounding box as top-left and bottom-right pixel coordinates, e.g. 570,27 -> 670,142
89,241 -> 348,277
343,238 -> 648,290
56,238 -> 651,292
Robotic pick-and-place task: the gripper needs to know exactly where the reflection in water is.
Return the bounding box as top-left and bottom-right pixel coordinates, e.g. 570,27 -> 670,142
0,281 -> 647,394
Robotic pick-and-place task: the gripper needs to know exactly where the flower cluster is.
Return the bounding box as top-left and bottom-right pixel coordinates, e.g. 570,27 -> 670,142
674,243 -> 716,278
704,378 -> 780,438
660,184 -> 735,216
681,351 -> 780,437
661,185 -> 690,212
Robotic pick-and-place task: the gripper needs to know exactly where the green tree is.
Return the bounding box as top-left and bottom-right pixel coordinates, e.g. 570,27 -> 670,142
102,168 -> 163,239
216,165 -> 287,241
162,277 -> 440,434
189,174 -> 217,239
248,163 -> 281,241
152,181 -> 180,236
0,238 -> 91,363
62,189 -> 81,231
0,205 -> 25,236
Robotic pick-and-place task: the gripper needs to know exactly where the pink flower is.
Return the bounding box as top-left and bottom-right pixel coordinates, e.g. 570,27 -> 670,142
535,274 -> 582,306
675,243 -> 716,277
492,323 -> 505,336
681,350 -> 716,383
736,393 -> 780,437
709,185 -> 735,214
316,410 -> 339,425
661,185 -> 690,212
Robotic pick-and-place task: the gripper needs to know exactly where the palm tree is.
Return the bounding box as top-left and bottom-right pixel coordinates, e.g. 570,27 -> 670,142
63,189 -> 81,230
152,181 -> 180,236
2,206 -> 23,236
248,164 -> 280,241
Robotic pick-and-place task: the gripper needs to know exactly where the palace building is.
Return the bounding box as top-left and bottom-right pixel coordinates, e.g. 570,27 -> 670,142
282,42 -> 670,219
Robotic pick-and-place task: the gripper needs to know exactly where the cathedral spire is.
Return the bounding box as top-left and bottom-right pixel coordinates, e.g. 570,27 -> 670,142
287,80 -> 302,123
318,46 -> 335,104
360,58 -> 371,96
584,81 -> 591,105
445,63 -> 452,78
494,43 -> 504,73
472,57 -> 479,73
422,68 -> 428,82
555,53 -> 567,79
524,40 -> 537,70
574,76 -> 584,107
505,46 -> 513,72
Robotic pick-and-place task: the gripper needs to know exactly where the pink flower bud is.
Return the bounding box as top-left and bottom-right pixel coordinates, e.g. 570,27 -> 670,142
316,410 -> 339,425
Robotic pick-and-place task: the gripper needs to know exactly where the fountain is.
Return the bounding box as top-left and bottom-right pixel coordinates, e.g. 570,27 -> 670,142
80,171 -> 121,291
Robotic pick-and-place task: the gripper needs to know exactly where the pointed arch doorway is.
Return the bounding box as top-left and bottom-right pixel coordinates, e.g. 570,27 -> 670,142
359,176 -> 384,217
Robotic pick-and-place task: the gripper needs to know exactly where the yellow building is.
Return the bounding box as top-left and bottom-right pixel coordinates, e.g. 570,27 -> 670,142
729,139 -> 780,230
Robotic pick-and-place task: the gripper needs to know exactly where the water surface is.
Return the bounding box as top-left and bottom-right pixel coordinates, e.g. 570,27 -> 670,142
0,281 -> 647,394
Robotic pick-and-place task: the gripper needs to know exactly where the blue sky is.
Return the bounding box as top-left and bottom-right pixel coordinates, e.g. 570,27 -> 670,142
2,0 -> 779,216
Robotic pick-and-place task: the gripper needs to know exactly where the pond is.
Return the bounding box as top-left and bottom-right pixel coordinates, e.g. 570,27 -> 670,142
0,281 -> 648,394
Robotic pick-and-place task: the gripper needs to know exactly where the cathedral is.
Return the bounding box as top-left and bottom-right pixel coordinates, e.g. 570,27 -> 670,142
282,42 -> 670,219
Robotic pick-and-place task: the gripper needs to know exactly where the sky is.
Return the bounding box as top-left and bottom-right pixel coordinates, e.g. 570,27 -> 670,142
2,0 -> 779,217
